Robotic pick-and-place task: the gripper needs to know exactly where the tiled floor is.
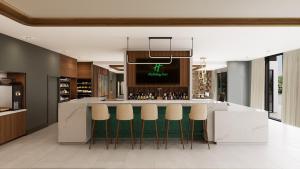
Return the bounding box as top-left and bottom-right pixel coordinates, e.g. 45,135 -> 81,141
0,120 -> 300,169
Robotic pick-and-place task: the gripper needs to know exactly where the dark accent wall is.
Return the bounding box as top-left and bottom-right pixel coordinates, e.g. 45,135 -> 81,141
227,61 -> 251,106
0,33 -> 60,132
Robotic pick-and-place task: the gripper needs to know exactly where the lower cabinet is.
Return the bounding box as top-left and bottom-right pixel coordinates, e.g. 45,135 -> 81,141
0,111 -> 26,144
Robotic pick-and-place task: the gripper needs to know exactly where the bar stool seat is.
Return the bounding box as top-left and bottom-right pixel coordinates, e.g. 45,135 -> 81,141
189,104 -> 210,149
115,104 -> 135,149
140,104 -> 159,149
164,104 -> 185,149
89,104 -> 111,149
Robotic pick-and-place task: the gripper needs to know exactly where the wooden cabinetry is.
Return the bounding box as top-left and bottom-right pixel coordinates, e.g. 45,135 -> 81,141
92,65 -> 109,97
60,55 -> 77,78
0,111 -> 26,144
77,62 -> 92,79
59,55 -> 78,100
59,61 -> 110,98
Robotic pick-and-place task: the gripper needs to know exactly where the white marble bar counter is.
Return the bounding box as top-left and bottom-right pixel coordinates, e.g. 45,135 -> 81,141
58,97 -> 227,143
66,97 -> 222,106
58,98 -> 268,144
0,109 -> 27,117
215,103 -> 268,143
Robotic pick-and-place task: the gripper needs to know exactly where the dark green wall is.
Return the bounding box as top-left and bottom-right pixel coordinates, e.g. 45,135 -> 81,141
0,33 -> 60,132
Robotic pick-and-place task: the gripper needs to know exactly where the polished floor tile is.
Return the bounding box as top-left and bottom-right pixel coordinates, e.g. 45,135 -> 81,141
0,120 -> 300,169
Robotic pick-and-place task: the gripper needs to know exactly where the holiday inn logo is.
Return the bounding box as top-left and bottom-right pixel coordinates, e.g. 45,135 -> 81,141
148,64 -> 168,77
153,64 -> 163,73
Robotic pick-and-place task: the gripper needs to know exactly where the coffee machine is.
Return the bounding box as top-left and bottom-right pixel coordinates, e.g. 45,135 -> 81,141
12,84 -> 23,110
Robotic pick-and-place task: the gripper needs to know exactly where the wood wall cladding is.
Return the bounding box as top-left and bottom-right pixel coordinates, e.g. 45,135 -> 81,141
60,55 -> 77,78
92,65 -> 109,97
70,78 -> 77,99
0,111 -> 26,144
192,70 -> 212,98
127,51 -> 190,87
77,62 -> 93,79
92,65 -> 98,97
7,73 -> 26,109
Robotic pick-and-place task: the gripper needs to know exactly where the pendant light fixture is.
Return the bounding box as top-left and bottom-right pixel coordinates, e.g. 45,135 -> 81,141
126,37 -> 193,65
126,37 -> 172,65
148,37 -> 194,59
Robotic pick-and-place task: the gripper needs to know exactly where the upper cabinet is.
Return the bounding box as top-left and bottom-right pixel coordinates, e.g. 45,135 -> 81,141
60,55 -> 77,78
77,62 -> 93,79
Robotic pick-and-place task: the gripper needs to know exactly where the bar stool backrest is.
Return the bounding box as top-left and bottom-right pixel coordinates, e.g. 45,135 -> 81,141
189,104 -> 207,120
141,104 -> 158,120
116,104 -> 134,120
165,104 -> 183,120
91,104 -> 110,120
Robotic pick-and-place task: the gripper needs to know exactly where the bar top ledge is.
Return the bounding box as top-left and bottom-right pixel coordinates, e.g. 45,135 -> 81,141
62,97 -> 225,106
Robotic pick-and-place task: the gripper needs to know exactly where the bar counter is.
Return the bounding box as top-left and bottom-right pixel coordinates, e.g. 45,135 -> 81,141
58,98 -> 268,144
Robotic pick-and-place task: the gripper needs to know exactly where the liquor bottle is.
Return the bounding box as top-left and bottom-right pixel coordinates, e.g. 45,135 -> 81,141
163,93 -> 167,100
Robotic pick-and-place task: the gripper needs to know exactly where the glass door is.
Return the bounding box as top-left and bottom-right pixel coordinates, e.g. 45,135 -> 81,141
265,54 -> 283,121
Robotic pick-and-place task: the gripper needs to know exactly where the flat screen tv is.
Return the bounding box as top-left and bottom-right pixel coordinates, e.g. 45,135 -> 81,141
135,58 -> 180,84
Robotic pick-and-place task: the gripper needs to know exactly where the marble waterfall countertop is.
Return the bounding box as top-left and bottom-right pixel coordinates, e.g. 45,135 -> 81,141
58,98 -> 268,143
215,103 -> 268,143
58,97 -> 227,143
65,97 -> 225,106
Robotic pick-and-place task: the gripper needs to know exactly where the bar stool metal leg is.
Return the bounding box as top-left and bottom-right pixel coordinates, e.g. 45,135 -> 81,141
109,118 -> 113,144
187,119 -> 190,144
179,120 -> 185,149
132,120 -> 136,145
140,120 -> 145,149
89,120 -> 96,149
130,120 -> 134,149
165,120 -> 169,149
105,120 -> 109,149
163,120 -> 167,144
155,120 -> 159,149
191,120 -> 194,149
115,120 -> 120,149
203,120 -> 210,149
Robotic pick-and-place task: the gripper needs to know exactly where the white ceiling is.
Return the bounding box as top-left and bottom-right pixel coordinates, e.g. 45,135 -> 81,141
4,0 -> 300,18
2,15 -> 300,70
